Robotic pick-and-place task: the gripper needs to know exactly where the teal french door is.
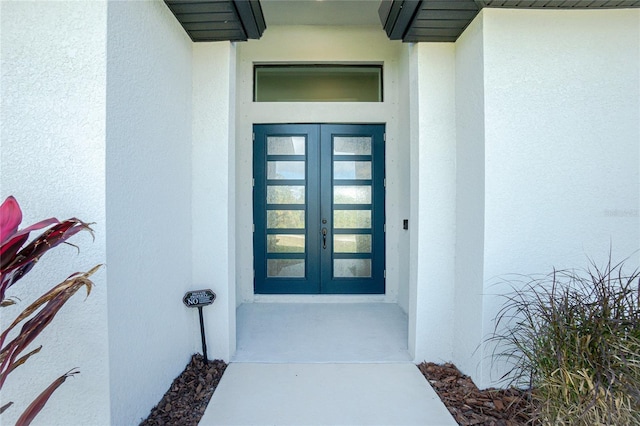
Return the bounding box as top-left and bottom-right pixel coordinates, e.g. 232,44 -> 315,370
253,124 -> 385,294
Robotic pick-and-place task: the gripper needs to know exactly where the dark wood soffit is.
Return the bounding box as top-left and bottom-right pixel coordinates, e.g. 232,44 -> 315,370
381,0 -> 640,43
165,0 -> 265,42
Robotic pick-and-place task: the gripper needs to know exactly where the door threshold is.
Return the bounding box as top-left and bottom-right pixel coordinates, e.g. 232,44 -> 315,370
251,294 -> 389,304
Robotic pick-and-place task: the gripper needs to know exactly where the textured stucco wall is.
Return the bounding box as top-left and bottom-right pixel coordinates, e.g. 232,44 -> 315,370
478,8 -> 640,388
105,1 -> 194,423
0,1 -> 110,425
483,8 -> 640,274
452,14 -> 487,383
192,42 -> 237,361
409,43 -> 457,363
438,8 -> 640,388
396,44 -> 412,315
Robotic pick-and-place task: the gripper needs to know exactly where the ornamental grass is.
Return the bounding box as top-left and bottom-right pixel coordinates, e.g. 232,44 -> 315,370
490,253 -> 640,425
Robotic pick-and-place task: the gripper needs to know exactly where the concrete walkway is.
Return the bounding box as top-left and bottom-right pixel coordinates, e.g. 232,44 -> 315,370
199,363 -> 457,426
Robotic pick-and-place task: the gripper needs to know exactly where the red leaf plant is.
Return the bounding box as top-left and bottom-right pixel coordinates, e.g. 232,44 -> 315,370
0,196 -> 102,425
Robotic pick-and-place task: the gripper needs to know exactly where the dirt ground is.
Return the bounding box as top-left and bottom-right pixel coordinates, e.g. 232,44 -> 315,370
139,355 -> 226,426
418,362 -> 532,425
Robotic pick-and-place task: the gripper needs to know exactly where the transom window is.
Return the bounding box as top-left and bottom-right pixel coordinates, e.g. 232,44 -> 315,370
254,64 -> 383,102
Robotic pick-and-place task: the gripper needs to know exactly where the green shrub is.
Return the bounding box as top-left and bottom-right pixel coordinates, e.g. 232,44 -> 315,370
490,254 -> 640,425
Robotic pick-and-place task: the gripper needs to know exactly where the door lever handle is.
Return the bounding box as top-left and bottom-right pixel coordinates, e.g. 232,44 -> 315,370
322,227 -> 327,250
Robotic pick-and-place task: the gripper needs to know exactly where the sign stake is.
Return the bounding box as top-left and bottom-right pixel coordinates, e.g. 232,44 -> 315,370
198,306 -> 208,364
183,289 -> 216,365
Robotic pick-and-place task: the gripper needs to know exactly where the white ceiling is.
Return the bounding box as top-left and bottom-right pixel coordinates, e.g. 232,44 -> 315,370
260,0 -> 382,26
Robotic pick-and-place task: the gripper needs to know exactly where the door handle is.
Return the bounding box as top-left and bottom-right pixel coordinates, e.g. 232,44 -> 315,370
322,227 -> 327,250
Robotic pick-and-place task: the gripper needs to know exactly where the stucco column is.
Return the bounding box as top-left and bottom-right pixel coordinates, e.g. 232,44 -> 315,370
408,43 -> 457,364
192,42 -> 237,361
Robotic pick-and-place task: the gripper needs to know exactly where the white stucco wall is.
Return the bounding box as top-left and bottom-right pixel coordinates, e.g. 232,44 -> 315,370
452,14 -> 487,381
409,43 -> 457,363
105,1 -> 194,423
396,44 -> 412,314
0,1 -> 110,425
436,8 -> 640,388
477,8 -> 640,388
192,42 -> 237,360
235,26 -> 409,305
483,8 -> 640,275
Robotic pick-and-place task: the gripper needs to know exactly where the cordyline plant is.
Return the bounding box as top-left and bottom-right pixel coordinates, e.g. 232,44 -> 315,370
0,195 -> 101,426
488,253 -> 640,425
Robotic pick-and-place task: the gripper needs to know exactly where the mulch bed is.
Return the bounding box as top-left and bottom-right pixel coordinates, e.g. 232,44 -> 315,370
140,354 -> 226,426
140,355 -> 532,425
418,362 -> 533,425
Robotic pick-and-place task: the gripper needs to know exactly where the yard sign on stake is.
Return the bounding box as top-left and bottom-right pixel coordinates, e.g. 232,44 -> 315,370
183,289 -> 216,364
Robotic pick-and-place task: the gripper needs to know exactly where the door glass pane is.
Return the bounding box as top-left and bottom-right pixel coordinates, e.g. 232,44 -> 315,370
334,186 -> 371,204
334,210 -> 371,229
334,234 -> 372,253
267,136 -> 305,155
333,137 -> 371,155
334,161 -> 371,180
267,186 -> 305,204
267,210 -> 305,229
268,259 -> 305,277
268,161 -> 305,180
334,259 -> 371,278
267,234 -> 305,253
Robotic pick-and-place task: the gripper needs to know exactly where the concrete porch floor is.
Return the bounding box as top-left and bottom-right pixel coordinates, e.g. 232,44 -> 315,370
233,303 -> 411,363
199,303 -> 457,425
